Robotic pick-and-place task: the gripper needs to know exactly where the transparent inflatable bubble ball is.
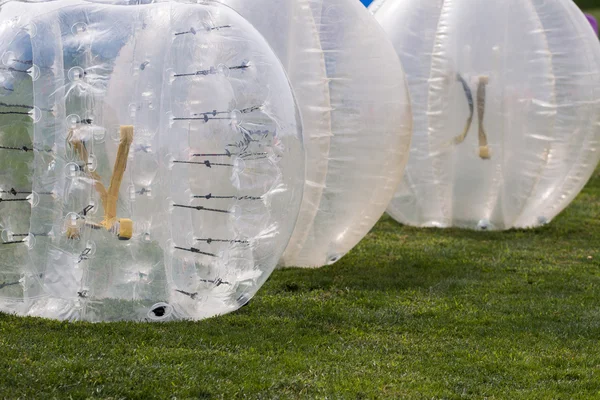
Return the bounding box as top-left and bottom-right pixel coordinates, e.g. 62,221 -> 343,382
0,0 -> 304,321
224,0 -> 412,267
372,0 -> 600,230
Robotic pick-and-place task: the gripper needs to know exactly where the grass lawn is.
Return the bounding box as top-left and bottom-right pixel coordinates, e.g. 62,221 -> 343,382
1,174 -> 599,399
1,17 -> 600,400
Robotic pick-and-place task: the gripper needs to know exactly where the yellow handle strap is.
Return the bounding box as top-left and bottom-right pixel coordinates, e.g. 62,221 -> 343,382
476,76 -> 491,159
452,74 -> 491,159
67,129 -> 109,210
67,125 -> 134,240
101,125 -> 133,230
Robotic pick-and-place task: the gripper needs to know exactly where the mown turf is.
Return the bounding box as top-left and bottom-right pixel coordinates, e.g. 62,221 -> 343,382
2,16 -> 600,400
1,169 -> 599,400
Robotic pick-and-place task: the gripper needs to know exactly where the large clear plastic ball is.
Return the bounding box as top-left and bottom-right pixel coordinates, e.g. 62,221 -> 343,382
224,0 -> 413,267
372,0 -> 600,230
0,0 -> 304,321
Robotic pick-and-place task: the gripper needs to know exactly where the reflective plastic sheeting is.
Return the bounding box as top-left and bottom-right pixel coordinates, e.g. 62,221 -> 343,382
372,0 -> 600,230
224,0 -> 413,267
0,0 -> 304,321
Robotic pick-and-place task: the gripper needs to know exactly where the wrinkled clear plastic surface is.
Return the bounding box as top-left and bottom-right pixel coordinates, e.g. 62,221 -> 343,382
0,0 -> 304,321
372,0 -> 600,230
224,0 -> 413,267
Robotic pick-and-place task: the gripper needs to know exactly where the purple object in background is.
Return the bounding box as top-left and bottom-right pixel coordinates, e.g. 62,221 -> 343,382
586,14 -> 598,36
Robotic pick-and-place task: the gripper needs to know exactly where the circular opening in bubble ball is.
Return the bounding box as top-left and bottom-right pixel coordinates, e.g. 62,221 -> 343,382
327,255 -> 340,265
477,220 -> 491,231
147,303 -> 173,320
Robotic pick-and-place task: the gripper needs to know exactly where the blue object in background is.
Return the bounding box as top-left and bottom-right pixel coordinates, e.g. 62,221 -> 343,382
360,0 -> 373,7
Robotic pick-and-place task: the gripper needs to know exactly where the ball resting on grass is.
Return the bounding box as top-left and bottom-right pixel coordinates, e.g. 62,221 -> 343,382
371,0 -> 600,230
0,0 -> 304,321
224,0 -> 413,267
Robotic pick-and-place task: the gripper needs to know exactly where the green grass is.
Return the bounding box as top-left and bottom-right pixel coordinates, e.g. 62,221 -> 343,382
1,168 -> 599,400
1,15 -> 600,394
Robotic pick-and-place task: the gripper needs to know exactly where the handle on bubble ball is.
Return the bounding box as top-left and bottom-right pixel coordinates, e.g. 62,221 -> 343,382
454,74 -> 490,159
102,125 -> 133,231
67,125 -> 134,240
476,76 -> 490,159
68,130 -> 109,211
454,73 -> 474,145
116,218 -> 133,240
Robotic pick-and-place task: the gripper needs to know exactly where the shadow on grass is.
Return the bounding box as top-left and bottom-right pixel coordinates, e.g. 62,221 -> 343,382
270,167 -> 600,295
